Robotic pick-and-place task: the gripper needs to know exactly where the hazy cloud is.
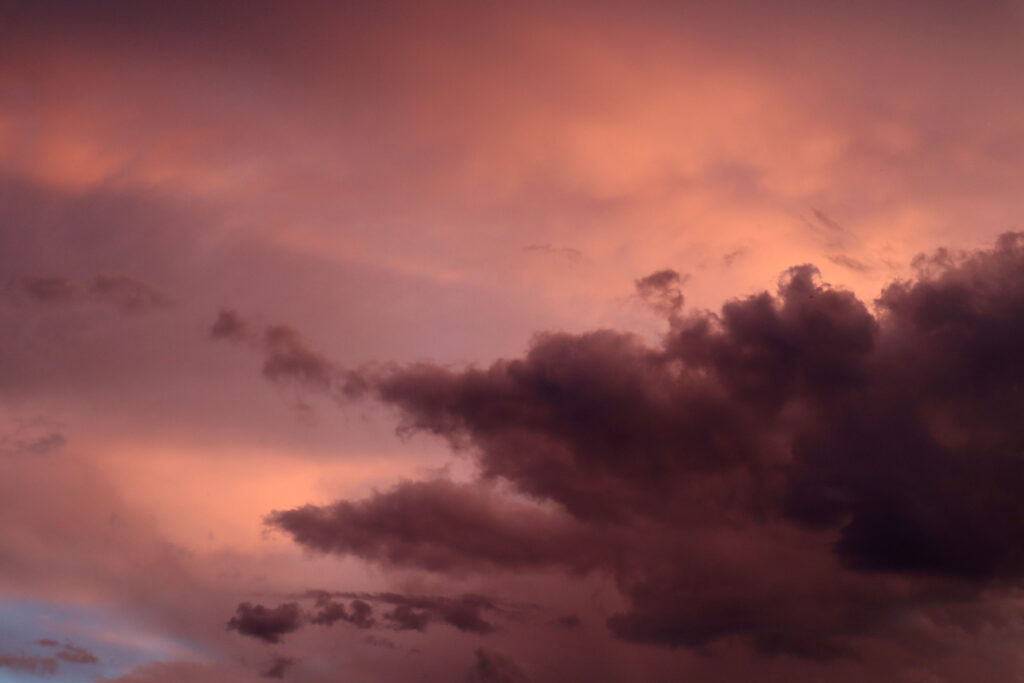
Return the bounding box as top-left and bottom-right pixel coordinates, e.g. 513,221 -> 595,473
467,648 -> 528,683
261,656 -> 296,680
0,654 -> 58,676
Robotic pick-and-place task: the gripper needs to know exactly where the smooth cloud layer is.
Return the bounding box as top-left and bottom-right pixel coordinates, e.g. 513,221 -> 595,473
219,234 -> 1024,658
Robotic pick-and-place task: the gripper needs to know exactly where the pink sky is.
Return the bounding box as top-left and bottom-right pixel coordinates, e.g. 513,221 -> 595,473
2,1 -> 1024,681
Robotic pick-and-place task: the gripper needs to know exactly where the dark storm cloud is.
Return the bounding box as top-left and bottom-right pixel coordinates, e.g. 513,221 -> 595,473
222,234 -> 1024,657
226,602 -> 303,644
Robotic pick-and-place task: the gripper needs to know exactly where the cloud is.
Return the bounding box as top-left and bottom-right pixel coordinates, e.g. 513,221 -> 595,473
54,644 -> 99,664
16,276 -> 77,303
226,233 -> 1024,658
6,272 -> 171,314
210,316 -> 364,405
261,656 -> 295,680
237,589 -> 525,642
634,268 -> 686,317
35,640 -> 100,665
226,602 -> 303,644
372,593 -> 501,635
550,615 -> 581,629
210,308 -> 248,342
89,274 -> 172,313
467,648 -> 527,683
267,480 -> 604,573
0,653 -> 58,675
828,253 -> 873,273
309,596 -> 375,629
0,432 -> 66,457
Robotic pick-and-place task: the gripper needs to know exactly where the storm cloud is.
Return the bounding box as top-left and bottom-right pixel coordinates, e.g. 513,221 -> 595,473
221,234 -> 1024,657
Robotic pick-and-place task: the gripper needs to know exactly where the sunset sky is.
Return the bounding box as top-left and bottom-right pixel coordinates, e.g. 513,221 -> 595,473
2,1 -> 1024,681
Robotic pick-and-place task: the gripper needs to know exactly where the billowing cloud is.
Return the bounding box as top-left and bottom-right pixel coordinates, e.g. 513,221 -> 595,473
221,234 -> 1024,658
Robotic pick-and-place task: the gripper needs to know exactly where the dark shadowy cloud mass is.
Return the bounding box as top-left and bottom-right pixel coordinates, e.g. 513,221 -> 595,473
226,602 -> 303,644
219,234 -> 1024,659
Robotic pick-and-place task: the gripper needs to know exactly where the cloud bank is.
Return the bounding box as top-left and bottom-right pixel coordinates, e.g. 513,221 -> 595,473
215,234 -> 1024,660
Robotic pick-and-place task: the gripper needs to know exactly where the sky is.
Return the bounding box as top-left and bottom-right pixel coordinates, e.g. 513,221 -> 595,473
1,0 -> 1024,680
